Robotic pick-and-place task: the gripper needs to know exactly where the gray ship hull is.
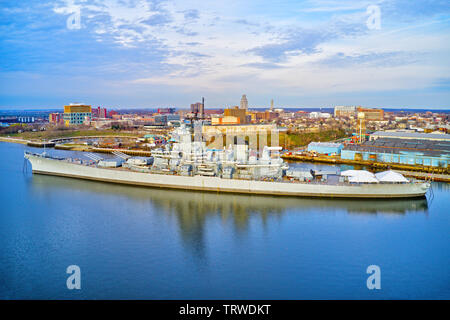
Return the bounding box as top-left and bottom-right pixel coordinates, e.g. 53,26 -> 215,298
25,154 -> 430,198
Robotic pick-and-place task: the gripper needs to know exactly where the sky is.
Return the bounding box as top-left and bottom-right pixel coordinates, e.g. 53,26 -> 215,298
0,0 -> 449,109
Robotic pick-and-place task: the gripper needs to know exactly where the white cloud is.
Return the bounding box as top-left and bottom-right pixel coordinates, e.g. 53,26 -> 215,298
50,0 -> 450,102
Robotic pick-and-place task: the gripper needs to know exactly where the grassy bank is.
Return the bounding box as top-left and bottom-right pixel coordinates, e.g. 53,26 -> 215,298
2,129 -> 140,141
0,137 -> 30,145
279,129 -> 347,149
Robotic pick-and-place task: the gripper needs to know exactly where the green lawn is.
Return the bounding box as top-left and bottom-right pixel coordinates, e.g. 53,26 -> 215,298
280,129 -> 347,149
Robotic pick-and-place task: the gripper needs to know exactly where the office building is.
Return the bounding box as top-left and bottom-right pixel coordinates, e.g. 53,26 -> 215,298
63,104 -> 92,125
157,107 -> 176,114
334,106 -> 357,117
49,113 -> 63,124
240,95 -> 248,110
224,106 -> 247,124
190,98 -> 205,119
357,107 -> 384,121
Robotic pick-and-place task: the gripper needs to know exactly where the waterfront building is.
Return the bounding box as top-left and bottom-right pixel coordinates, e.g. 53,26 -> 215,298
370,131 -> 450,142
307,142 -> 343,155
341,138 -> 450,167
63,103 -> 92,125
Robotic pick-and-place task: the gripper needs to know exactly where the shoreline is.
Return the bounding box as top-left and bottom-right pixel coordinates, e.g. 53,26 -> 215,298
0,137 -> 30,145
3,137 -> 448,183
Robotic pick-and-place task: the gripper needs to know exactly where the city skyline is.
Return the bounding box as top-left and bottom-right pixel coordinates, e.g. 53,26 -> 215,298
1,0 -> 450,109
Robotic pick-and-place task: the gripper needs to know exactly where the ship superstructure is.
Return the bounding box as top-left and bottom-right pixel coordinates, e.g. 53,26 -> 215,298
148,124 -> 287,180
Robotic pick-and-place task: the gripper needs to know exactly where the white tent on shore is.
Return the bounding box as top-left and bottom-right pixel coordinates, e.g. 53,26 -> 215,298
348,175 -> 379,183
340,170 -> 376,178
375,170 -> 409,183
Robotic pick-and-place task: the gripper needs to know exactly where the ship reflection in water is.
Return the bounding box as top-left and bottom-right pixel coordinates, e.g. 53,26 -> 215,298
30,174 -> 429,218
30,174 -> 429,257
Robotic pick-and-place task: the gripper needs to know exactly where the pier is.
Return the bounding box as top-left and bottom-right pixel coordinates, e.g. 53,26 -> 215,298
282,154 -> 450,182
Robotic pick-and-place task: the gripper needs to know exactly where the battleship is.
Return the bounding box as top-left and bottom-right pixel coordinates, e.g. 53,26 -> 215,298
24,125 -> 431,198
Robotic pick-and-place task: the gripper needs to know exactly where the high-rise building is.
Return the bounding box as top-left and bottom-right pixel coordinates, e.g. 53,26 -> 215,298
190,98 -> 205,119
98,107 -> 107,118
190,103 -> 201,113
240,95 -> 248,110
270,99 -> 274,111
63,103 -> 91,125
92,106 -> 108,119
49,113 -> 63,124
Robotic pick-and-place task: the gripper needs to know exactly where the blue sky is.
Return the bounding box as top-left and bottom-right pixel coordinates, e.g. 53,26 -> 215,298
0,0 -> 449,109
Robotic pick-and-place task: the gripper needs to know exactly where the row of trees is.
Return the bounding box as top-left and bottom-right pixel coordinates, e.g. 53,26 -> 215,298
281,129 -> 347,149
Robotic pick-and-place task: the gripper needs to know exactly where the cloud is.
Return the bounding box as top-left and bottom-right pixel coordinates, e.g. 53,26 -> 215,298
234,19 -> 259,26
142,13 -> 172,26
248,29 -> 332,62
247,16 -> 368,62
240,62 -> 285,69
1,0 -> 449,108
183,9 -> 199,20
381,0 -> 450,21
316,51 -> 420,68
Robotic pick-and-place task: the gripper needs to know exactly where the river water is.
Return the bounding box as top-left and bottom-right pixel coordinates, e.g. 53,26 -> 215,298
0,141 -> 449,299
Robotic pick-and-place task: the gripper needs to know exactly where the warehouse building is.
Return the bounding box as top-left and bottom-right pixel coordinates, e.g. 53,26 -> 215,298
370,131 -> 450,142
341,138 -> 450,167
307,142 -> 343,155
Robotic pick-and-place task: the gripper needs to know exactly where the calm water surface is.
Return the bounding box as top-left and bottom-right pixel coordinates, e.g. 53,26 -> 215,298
0,142 -> 449,299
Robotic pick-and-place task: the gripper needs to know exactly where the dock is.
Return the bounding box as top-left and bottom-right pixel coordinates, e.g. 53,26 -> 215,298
54,144 -> 152,157
282,154 -> 450,182
26,141 -> 56,148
